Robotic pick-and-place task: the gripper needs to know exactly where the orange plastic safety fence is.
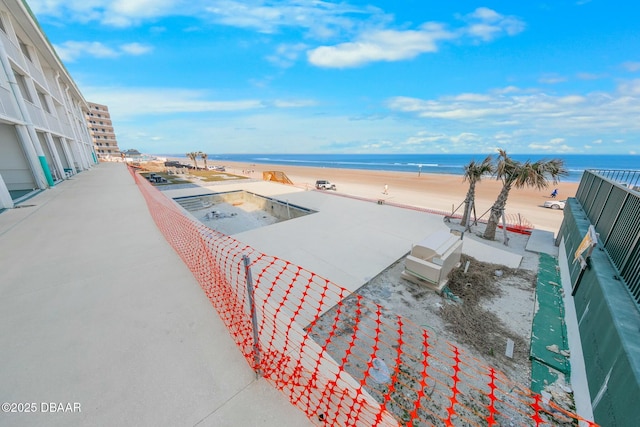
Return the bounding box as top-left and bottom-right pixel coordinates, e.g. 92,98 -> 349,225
130,168 -> 596,427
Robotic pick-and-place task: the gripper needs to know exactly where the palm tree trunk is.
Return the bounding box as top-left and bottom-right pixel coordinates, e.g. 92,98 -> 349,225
461,181 -> 476,227
483,184 -> 511,240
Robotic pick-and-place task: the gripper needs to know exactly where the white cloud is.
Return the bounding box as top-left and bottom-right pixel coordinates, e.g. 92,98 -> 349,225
539,75 -> 567,84
120,42 -> 154,55
577,72 -> 606,80
386,83 -> 640,140
308,23 -> 455,68
54,41 -> 119,62
307,8 -> 524,68
527,142 -> 575,153
450,132 -> 483,144
29,0 -> 193,27
451,93 -> 493,102
272,99 -> 317,108
266,43 -> 308,68
54,41 -> 153,62
493,86 -> 522,94
82,87 -> 264,116
395,130 -> 494,153
527,137 -> 577,153
203,0 -> 391,39
622,61 -> 640,72
82,87 -> 318,117
29,0 -> 388,34
33,2 -> 525,69
558,95 -> 585,104
618,79 -> 640,95
119,109 -> 424,154
462,7 -> 525,41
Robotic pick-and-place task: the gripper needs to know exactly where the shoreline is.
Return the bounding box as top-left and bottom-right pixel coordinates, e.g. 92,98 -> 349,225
164,156 -> 578,233
157,152 -> 640,184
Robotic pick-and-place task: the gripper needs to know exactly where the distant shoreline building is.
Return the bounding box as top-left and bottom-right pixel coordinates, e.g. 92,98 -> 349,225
86,102 -> 121,160
0,0 -> 96,210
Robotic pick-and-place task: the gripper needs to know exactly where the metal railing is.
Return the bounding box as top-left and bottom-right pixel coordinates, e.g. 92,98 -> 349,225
586,169 -> 640,191
574,170 -> 640,307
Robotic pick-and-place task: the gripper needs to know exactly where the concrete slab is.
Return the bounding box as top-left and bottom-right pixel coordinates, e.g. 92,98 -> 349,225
0,163 -> 310,427
460,235 -> 523,268
164,181 -> 449,293
526,229 -> 559,257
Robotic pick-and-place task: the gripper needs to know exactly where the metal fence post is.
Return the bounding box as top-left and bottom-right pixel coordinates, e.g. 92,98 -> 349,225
243,255 -> 262,378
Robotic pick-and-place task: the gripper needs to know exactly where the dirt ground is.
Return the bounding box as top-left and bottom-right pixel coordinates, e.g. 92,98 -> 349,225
353,221 -> 538,386
305,219 -> 548,425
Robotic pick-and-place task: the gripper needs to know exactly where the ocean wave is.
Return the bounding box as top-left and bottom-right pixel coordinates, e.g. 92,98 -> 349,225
251,157 -> 432,168
159,153 -> 635,183
407,163 -> 441,167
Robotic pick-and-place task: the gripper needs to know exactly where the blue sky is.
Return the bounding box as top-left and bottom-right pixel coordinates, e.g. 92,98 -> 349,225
29,0 -> 640,155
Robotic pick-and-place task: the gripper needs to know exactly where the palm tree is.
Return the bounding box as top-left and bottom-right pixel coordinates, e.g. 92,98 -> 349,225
186,152 -> 198,169
461,155 -> 494,230
200,152 -> 208,170
483,149 -> 567,242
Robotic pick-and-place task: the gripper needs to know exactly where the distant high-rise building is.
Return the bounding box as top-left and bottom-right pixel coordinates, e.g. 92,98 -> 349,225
86,102 -> 121,159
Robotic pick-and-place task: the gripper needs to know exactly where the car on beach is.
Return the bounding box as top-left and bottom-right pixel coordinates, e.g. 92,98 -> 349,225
544,199 -> 566,210
315,180 -> 336,190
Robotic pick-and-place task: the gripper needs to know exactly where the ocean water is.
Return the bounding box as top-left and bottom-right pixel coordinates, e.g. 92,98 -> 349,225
160,153 -> 638,183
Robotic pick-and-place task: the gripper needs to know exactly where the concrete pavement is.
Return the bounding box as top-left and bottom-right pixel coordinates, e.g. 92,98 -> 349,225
162,181 -> 450,294
0,163 -> 311,426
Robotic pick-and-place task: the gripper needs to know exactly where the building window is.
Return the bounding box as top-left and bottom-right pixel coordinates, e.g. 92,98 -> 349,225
18,39 -> 32,61
13,70 -> 33,103
37,91 -> 51,113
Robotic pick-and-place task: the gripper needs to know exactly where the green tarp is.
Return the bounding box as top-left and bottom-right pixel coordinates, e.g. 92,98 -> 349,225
530,253 -> 570,393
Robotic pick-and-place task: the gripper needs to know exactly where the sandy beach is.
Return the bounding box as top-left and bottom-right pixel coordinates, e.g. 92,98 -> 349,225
213,160 -> 579,234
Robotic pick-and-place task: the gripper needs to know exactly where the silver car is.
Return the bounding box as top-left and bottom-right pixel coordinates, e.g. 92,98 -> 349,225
544,200 -> 566,210
315,180 -> 336,190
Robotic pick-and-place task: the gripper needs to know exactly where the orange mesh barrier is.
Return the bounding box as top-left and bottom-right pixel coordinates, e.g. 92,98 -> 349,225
130,167 -> 596,426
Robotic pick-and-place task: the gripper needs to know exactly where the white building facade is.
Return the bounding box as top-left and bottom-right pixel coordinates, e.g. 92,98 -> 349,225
0,0 -> 96,209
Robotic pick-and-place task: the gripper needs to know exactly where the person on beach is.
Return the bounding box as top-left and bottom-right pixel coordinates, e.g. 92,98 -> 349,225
551,188 -> 558,198
383,184 -> 388,194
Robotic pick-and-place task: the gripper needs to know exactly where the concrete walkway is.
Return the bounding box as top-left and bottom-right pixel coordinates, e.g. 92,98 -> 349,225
0,163 -> 310,426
